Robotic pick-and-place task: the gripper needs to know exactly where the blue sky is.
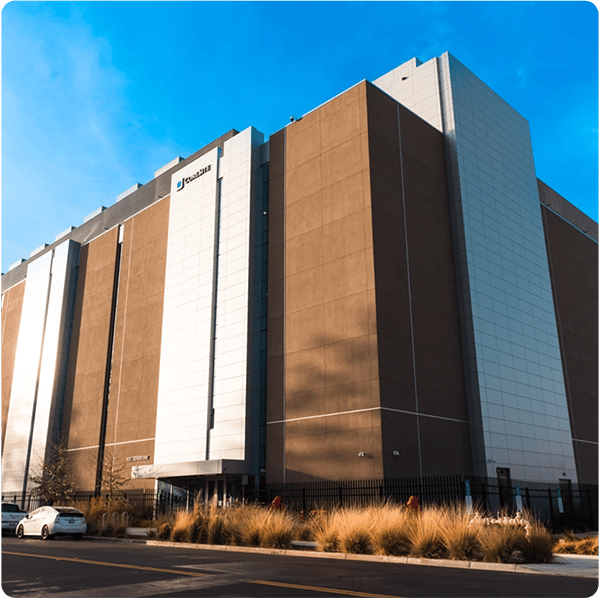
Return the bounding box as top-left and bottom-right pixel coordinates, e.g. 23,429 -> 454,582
2,1 -> 598,273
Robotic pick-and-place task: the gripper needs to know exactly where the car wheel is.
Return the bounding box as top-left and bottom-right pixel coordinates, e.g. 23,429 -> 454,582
72,533 -> 82,540
41,525 -> 54,540
16,525 -> 24,539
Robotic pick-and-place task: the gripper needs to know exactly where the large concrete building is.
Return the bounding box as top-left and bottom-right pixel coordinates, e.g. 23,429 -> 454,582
2,53 -> 597,505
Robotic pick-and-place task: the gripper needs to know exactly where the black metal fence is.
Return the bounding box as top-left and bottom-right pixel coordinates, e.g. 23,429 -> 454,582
1,489 -> 187,519
243,475 -> 598,532
3,475 -> 597,532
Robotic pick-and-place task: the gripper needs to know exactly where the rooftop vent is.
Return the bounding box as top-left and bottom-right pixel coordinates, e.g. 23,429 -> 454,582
154,156 -> 183,178
116,183 -> 142,202
9,258 -> 25,270
55,226 -> 75,241
30,244 -> 48,258
83,206 -> 107,223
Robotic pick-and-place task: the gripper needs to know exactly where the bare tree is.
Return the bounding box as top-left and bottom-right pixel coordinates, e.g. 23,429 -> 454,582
100,450 -> 130,498
28,442 -> 75,504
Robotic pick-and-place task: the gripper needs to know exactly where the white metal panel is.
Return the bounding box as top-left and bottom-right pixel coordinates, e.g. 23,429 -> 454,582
2,252 -> 53,494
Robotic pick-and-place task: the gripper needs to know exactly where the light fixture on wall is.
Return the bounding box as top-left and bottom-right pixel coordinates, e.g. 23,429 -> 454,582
392,451 -> 400,456
358,452 -> 366,457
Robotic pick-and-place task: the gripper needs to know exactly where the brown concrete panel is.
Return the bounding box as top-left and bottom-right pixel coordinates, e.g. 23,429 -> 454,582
285,228 -> 323,276
285,388 -> 326,421
265,422 -> 285,483
319,83 -> 363,119
573,441 -> 598,485
322,210 -> 368,264
266,354 -> 283,423
542,206 -> 598,483
286,304 -> 325,353
323,292 -> 372,343
286,267 -> 324,313
286,346 -> 325,393
285,191 -> 323,239
1,280 -> 26,448
323,379 -> 376,414
267,303 -> 284,353
418,416 -> 473,477
321,135 -> 364,188
380,411 -> 421,478
67,447 -> 99,491
105,199 -> 168,448
62,228 -> 119,479
285,122 -> 321,171
285,407 -> 382,481
286,157 -> 322,206
269,82 -> 379,484
268,130 -> 286,183
322,172 -> 366,225
320,100 -> 362,153
322,250 -> 370,303
324,335 -> 372,386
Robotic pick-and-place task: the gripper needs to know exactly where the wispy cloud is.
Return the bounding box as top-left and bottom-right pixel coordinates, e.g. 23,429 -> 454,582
2,4 -> 170,271
516,65 -> 528,89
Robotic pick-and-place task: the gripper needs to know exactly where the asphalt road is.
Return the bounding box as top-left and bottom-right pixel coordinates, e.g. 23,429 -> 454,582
2,537 -> 597,598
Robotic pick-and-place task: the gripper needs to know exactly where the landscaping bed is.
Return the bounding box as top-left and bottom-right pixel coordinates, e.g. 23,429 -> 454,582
74,500 -> 600,563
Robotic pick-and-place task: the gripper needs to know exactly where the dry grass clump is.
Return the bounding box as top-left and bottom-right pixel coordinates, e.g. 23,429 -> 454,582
335,508 -> 372,554
228,504 -> 298,548
515,521 -> 554,563
406,506 -> 446,558
311,511 -> 341,553
368,503 -> 411,556
554,532 -> 598,555
310,507 -> 374,554
157,522 -> 172,540
171,510 -> 196,543
476,523 -> 525,563
439,505 -> 480,561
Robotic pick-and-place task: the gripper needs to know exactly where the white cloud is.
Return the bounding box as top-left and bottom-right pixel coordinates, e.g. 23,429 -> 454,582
1,5 -> 171,271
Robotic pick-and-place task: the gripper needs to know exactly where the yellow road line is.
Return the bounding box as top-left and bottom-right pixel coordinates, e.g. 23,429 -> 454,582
250,579 -> 398,597
2,550 -> 206,578
4,550 -> 399,597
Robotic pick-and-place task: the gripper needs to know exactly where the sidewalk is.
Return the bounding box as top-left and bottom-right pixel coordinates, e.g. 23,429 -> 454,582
92,535 -> 599,579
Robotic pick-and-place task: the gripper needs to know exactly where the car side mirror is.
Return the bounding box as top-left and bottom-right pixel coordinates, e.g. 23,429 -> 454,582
26,515 -> 31,519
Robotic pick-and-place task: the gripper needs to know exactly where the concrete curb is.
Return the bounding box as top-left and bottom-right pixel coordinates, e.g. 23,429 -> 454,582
83,536 -> 597,578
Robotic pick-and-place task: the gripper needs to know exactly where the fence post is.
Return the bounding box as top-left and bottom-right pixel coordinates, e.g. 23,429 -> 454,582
525,487 -> 530,510
547,488 -> 554,528
302,488 -> 306,515
586,488 -> 594,529
338,485 -> 343,507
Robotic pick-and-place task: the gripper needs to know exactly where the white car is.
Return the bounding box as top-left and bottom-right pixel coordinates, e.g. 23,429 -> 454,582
2,502 -> 27,534
16,506 -> 87,540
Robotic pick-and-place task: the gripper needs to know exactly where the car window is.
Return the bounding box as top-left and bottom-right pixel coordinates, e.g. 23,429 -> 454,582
2,504 -> 19,512
55,508 -> 84,516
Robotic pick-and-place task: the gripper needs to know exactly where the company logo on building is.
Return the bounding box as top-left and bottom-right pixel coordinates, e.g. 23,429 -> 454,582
176,164 -> 212,191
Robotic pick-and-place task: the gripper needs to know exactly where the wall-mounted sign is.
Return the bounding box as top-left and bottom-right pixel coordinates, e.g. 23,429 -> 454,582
176,164 -> 212,191
127,455 -> 150,462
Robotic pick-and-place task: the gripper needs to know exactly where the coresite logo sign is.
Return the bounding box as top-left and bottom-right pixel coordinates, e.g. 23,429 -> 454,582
176,164 -> 212,191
